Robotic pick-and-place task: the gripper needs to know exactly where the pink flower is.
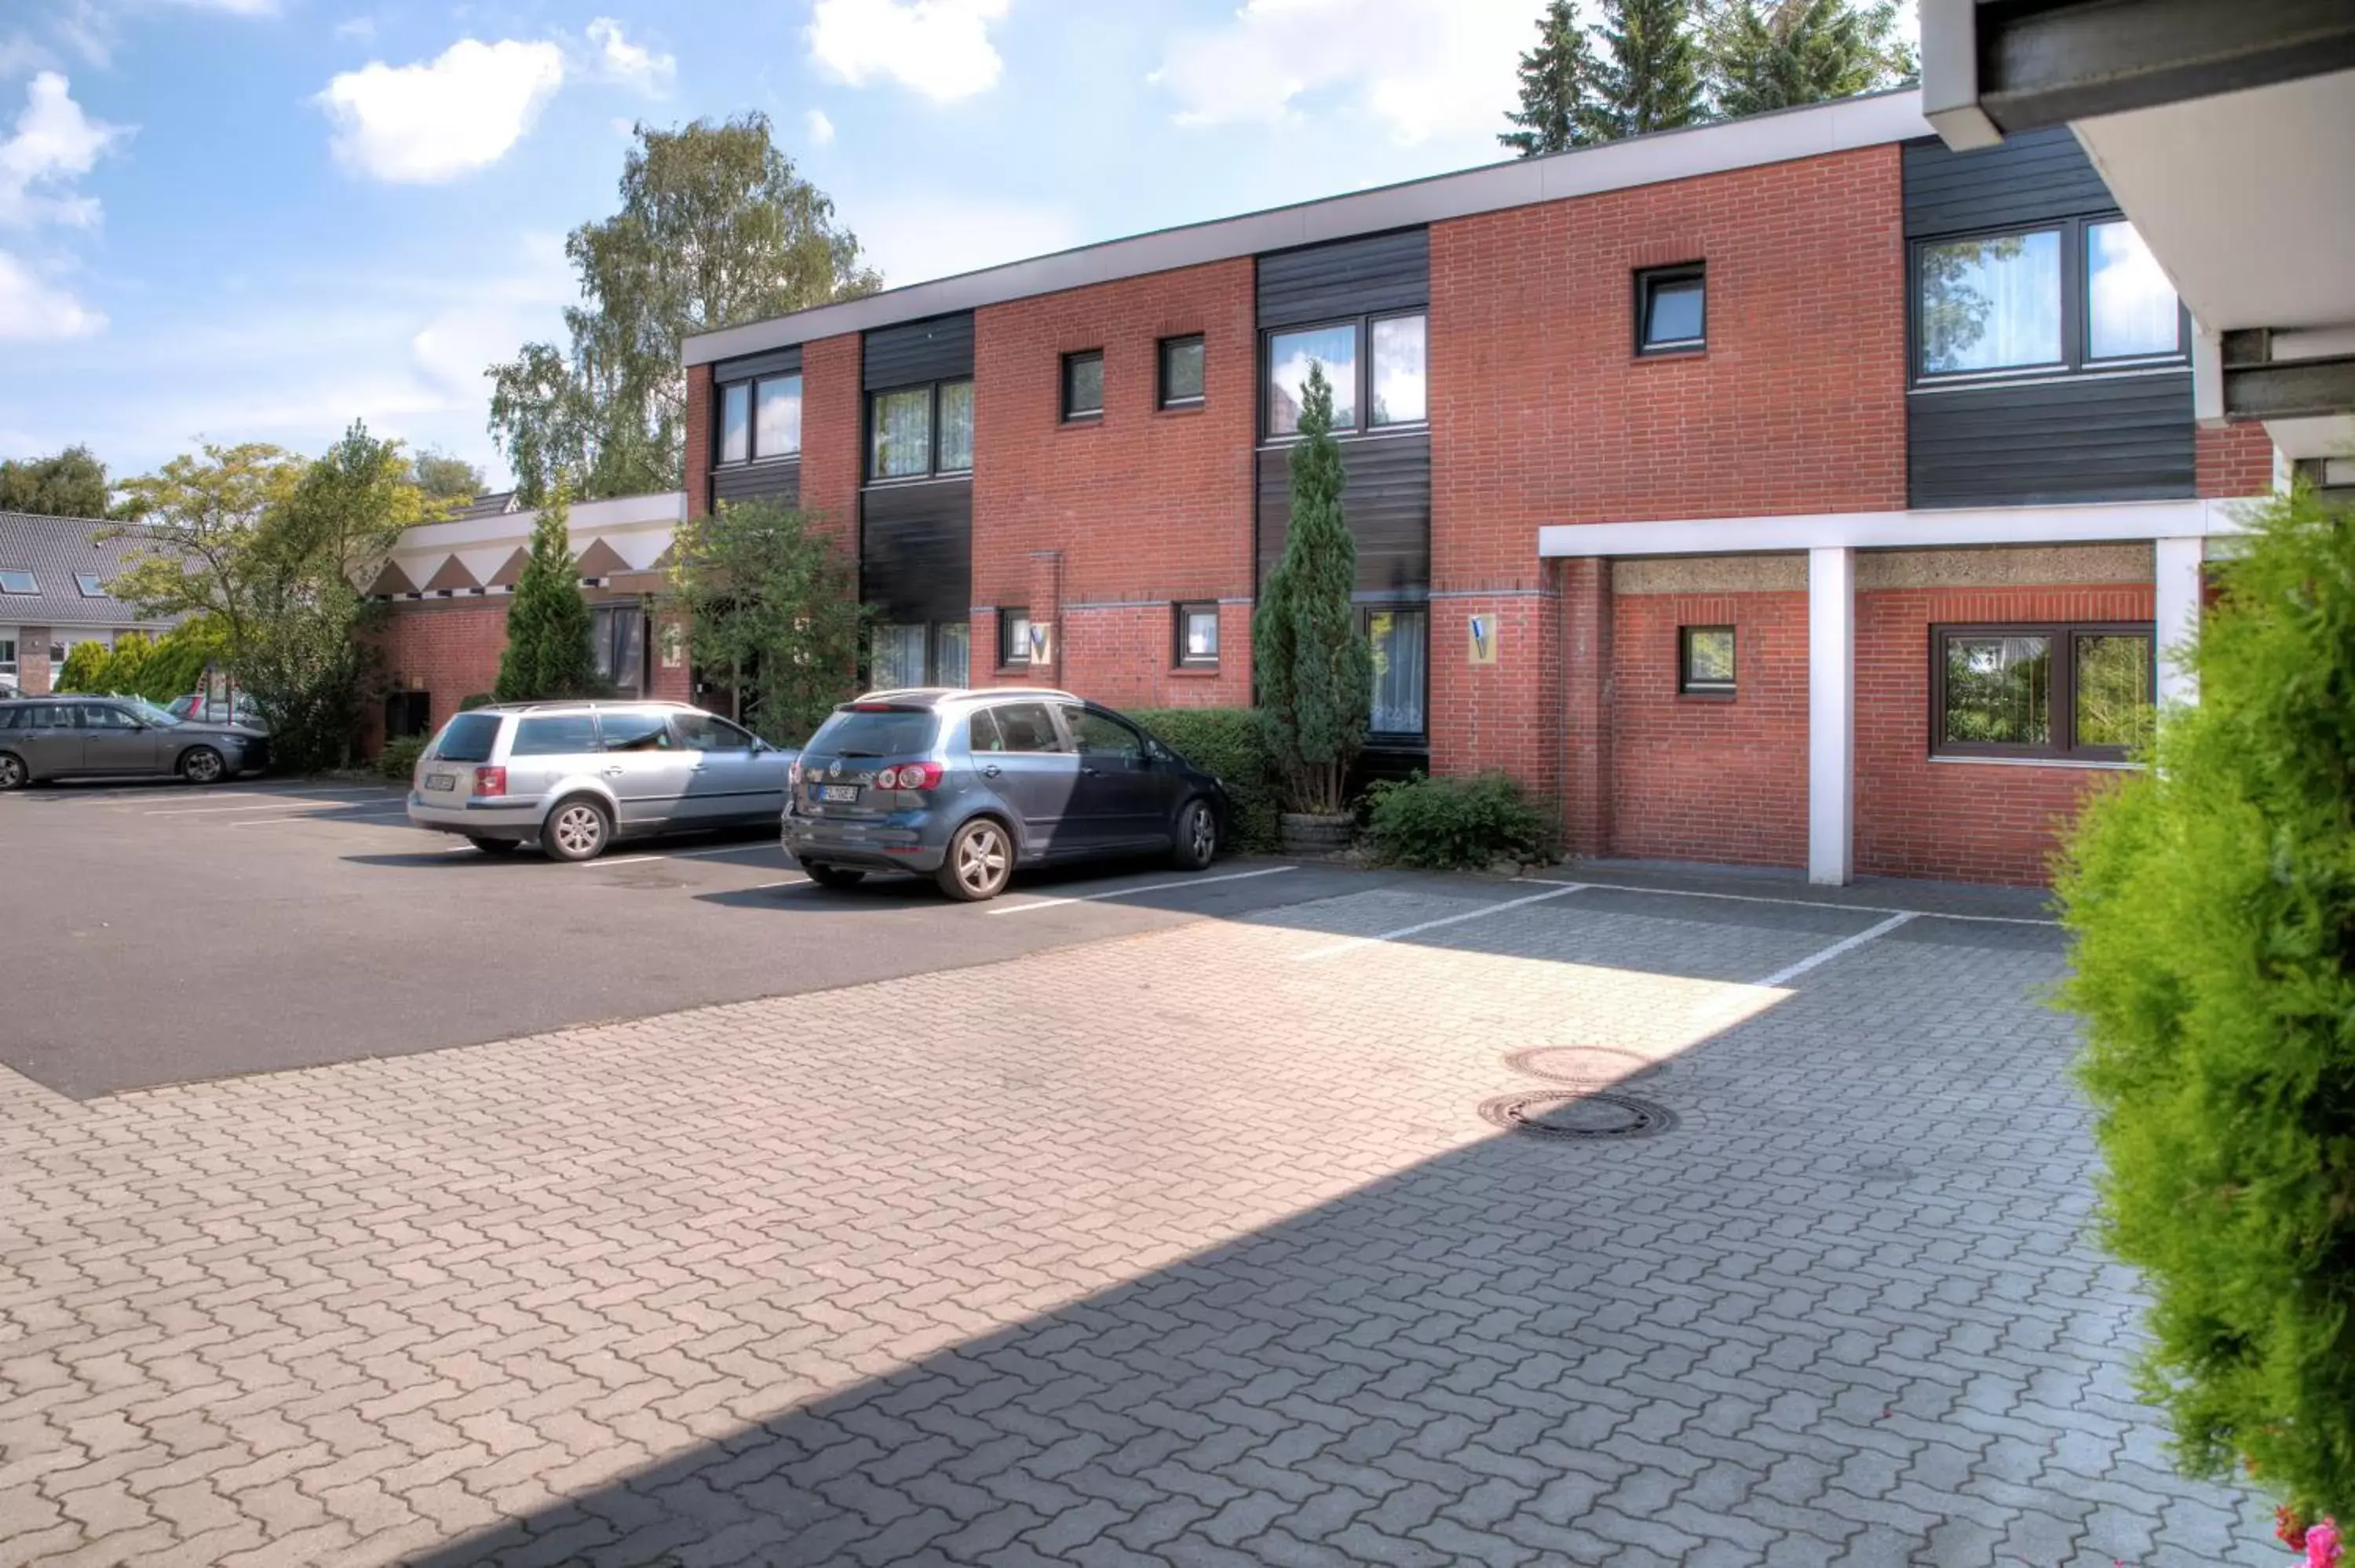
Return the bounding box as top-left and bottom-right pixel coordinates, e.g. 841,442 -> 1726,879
2307,1518 -> 2342,1568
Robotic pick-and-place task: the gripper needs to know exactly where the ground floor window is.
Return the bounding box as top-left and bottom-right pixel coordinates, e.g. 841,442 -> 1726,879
872,621 -> 971,689
1364,607 -> 1428,738
1933,622 -> 2153,760
590,603 -> 644,694
384,691 -> 431,739
0,636 -> 15,676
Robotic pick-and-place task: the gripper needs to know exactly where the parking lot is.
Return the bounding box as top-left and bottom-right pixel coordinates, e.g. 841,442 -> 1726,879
1,778 -> 2283,1565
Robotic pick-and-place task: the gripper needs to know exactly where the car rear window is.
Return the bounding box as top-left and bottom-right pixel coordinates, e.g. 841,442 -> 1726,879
432,712 -> 502,763
814,709 -> 939,757
511,715 -> 601,757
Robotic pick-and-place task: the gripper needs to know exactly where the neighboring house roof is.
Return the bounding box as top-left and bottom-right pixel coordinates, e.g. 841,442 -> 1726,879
448,490 -> 520,521
0,512 -> 181,631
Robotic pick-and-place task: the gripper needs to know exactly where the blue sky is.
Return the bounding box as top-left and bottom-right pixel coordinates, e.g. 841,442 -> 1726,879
0,1 -> 1918,490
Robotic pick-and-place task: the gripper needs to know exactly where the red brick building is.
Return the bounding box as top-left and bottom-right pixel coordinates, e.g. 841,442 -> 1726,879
376,89 -> 2276,888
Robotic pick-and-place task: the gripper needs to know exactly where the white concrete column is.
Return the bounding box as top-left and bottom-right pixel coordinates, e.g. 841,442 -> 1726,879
1808,546 -> 1856,887
2154,536 -> 2203,709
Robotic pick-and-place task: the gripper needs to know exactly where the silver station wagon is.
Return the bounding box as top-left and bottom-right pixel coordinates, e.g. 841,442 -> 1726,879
408,700 -> 795,861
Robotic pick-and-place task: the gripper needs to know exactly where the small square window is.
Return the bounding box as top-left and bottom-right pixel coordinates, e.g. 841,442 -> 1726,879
1679,626 -> 1735,695
0,570 -> 37,594
999,609 -> 1032,666
1176,602 -> 1218,666
1159,336 -> 1205,408
1062,351 -> 1104,421
76,572 -> 107,597
1638,264 -> 1707,356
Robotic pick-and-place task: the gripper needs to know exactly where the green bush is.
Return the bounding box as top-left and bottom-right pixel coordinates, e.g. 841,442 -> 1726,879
1363,771 -> 1555,870
458,693 -> 494,712
2057,483 -> 2355,1520
378,735 -> 427,782
1129,706 -> 1280,854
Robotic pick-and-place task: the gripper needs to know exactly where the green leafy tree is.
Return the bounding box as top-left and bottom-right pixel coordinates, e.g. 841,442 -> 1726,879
488,114 -> 882,505
407,448 -> 485,504
665,498 -> 864,746
2057,482 -> 2355,1522
0,444 -> 111,519
494,488 -> 602,702
1589,0 -> 1706,138
57,640 -> 109,692
1703,0 -> 1915,118
1253,363 -> 1372,816
112,443 -> 309,660
1500,1 -> 1606,155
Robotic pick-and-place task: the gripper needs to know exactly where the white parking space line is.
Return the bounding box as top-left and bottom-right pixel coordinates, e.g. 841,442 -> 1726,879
1751,911 -> 1918,988
145,797 -> 403,816
1513,876 -> 2059,927
1293,881 -> 1589,961
987,865 -> 1298,915
586,844 -> 784,868
228,809 -> 416,827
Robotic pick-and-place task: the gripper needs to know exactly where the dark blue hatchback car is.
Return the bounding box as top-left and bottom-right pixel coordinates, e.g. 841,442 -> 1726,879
782,687 -> 1229,900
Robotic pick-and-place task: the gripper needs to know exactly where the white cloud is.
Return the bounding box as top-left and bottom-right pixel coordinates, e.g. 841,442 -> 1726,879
586,16 -> 674,93
805,108 -> 835,147
157,0 -> 281,13
808,0 -> 1007,103
0,248 -> 102,340
334,17 -> 378,42
1152,0 -> 1528,145
0,71 -> 129,230
0,36 -> 51,77
318,39 -> 564,184
853,195 -> 1080,286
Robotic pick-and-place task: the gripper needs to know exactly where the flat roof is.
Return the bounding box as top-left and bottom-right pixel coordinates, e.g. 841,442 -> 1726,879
685,89 -> 1930,369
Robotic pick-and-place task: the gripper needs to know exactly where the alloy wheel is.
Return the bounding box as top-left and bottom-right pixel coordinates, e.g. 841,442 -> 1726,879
553,804 -> 605,858
182,748 -> 223,784
1189,804 -> 1215,861
0,753 -> 22,790
955,822 -> 1010,898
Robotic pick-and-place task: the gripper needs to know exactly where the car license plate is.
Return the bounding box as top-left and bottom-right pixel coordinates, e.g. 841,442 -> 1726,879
819,784 -> 860,803
425,773 -> 456,792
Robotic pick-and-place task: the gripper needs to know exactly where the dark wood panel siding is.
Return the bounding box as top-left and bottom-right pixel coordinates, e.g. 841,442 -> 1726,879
713,459 -> 800,509
860,479 -> 972,622
1257,435 -> 1429,596
713,345 -> 802,382
863,313 -> 975,391
1908,372 -> 2195,507
1257,229 -> 1429,329
1902,128 -> 2115,237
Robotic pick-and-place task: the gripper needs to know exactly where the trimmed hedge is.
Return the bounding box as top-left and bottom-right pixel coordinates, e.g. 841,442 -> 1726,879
1129,706 -> 1280,854
1363,771 -> 1556,870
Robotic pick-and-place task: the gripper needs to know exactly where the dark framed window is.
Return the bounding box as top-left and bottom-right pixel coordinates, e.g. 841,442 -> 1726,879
717,372 -> 801,465
999,608 -> 1032,667
1913,216 -> 2182,384
1062,351 -> 1104,422
1678,625 -> 1735,696
1933,622 -> 2154,761
1637,264 -> 1706,356
1175,602 -> 1218,666
1264,311 -> 1426,440
589,603 -> 645,693
0,570 -> 36,594
1159,335 -> 1205,409
867,378 -> 973,481
1364,606 -> 1429,738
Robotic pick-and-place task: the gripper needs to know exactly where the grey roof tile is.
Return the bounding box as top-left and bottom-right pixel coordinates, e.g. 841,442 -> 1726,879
0,512 -> 185,630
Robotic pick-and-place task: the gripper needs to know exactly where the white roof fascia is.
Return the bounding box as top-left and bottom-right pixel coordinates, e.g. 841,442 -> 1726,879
1536,498 -> 2260,559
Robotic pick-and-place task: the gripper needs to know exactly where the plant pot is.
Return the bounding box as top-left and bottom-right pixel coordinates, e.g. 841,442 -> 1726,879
1280,811 -> 1355,856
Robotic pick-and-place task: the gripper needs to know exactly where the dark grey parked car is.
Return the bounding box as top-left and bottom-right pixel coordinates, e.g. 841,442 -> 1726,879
0,696 -> 266,789
783,687 -> 1229,901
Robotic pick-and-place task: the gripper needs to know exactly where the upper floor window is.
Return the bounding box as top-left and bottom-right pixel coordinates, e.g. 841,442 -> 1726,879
869,379 -> 974,481
0,570 -> 35,594
1915,217 -> 2180,383
1637,264 -> 1706,356
1265,312 -> 1426,439
717,371 -> 801,463
1062,351 -> 1104,421
1159,336 -> 1205,409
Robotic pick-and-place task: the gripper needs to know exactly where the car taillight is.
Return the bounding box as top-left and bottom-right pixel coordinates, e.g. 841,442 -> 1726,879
878,761 -> 942,791
475,765 -> 506,797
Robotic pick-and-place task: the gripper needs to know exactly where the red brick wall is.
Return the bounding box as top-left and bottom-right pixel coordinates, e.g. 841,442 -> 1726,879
683,362 -> 713,518
365,600 -> 509,751
1559,563 -> 1612,855
2197,422 -> 2274,498
1610,589 -> 1808,868
972,257 -> 1257,706
801,333 -> 862,551
1855,582 -> 2153,885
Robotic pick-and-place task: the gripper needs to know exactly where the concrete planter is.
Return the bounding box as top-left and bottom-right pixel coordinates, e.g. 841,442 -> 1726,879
1280,811 -> 1354,856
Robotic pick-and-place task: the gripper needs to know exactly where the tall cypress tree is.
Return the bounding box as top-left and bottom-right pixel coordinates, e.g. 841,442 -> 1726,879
1254,363 -> 1372,817
1703,0 -> 1914,119
1589,0 -> 1705,139
494,487 -> 601,702
1499,0 -> 1604,156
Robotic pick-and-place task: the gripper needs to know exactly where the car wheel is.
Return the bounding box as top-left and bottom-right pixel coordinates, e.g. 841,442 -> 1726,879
803,862 -> 866,889
937,818 -> 1013,902
0,751 -> 24,791
541,797 -> 612,862
467,836 -> 522,856
1171,797 -> 1218,870
178,746 -> 227,786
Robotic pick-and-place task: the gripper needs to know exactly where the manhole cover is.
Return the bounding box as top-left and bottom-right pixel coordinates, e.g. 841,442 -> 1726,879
1503,1046 -> 1663,1085
1479,1089 -> 1678,1140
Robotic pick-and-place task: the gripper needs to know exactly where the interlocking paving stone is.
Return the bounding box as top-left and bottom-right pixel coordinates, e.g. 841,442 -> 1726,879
0,882 -> 2280,1565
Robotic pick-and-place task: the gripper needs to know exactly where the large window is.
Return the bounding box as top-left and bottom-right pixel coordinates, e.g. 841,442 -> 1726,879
871,622 -> 969,688
589,603 -> 644,693
1266,312 -> 1426,439
867,380 -> 974,480
1365,607 -> 1428,737
717,371 -> 801,465
1915,217 -> 2180,382
1933,623 -> 2153,761
871,624 -> 927,689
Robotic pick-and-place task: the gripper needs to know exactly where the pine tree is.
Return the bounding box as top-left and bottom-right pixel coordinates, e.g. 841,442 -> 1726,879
1500,0 -> 1604,156
1703,0 -> 1914,119
1253,362 -> 1372,817
494,487 -> 601,702
1589,0 -> 1705,139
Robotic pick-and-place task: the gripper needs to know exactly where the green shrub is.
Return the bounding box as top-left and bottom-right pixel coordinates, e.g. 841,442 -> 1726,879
378,735 -> 427,782
1129,706 -> 1280,854
2057,483 -> 2355,1520
1363,771 -> 1555,870
458,693 -> 494,712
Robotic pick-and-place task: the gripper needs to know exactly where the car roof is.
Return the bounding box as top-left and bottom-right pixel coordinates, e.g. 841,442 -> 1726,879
844,687 -> 1079,709
468,699 -> 702,717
